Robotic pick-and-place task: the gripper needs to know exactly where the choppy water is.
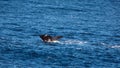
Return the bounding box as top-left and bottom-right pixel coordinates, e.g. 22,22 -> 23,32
0,0 -> 120,68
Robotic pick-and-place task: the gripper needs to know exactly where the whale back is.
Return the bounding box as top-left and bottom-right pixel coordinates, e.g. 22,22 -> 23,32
40,34 -> 52,42
40,34 -> 63,42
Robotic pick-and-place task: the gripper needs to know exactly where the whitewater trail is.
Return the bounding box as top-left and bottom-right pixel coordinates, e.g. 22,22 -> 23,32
55,39 -> 87,45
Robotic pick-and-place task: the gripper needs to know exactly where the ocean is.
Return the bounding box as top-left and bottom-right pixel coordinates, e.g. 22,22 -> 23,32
0,0 -> 120,68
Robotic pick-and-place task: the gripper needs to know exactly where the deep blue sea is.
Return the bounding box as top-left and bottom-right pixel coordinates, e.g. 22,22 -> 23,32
0,0 -> 120,68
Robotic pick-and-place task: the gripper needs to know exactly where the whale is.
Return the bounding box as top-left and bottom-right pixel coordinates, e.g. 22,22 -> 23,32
39,34 -> 63,42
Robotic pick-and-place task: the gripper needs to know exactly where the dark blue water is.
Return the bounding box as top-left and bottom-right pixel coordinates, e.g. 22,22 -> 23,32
0,0 -> 120,68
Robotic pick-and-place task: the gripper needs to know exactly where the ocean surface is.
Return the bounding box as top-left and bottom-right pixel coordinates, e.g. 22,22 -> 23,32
0,0 -> 120,68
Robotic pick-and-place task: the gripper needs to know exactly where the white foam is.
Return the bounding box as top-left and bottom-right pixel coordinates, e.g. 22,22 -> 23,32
58,40 -> 87,45
111,45 -> 120,48
47,40 -> 60,43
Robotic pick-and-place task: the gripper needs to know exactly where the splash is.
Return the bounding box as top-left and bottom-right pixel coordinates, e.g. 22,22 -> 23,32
47,40 -> 60,43
57,40 -> 87,45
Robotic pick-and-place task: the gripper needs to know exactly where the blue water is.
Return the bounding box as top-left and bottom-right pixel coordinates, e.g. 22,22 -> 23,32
0,0 -> 120,68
